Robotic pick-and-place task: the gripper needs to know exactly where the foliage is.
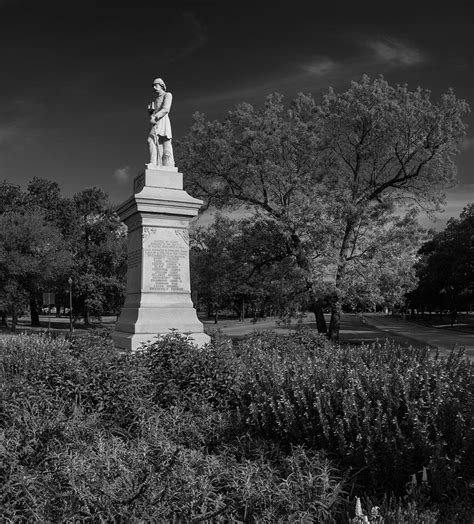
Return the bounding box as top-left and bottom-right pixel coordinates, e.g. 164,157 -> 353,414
178,76 -> 469,339
237,331 -> 474,497
1,332 -> 473,521
70,187 -> 127,322
0,210 -> 72,327
410,203 -> 474,319
138,330 -> 243,408
191,214 -> 309,320
0,178 -> 127,326
1,332 -> 346,522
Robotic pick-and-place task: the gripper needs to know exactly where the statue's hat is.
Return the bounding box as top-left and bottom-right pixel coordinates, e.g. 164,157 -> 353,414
152,78 -> 166,90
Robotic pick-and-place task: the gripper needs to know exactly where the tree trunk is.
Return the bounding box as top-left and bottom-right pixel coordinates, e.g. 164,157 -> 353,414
240,296 -> 245,322
309,299 -> 327,334
328,297 -> 342,342
29,295 -> 40,326
328,220 -> 353,342
1,310 -> 7,326
84,305 -> 90,325
11,304 -> 18,331
451,295 -> 457,327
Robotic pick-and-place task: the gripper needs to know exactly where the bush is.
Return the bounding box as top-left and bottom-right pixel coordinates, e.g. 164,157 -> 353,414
137,330 -> 243,409
2,330 -> 473,521
238,331 -> 474,498
1,333 -> 346,522
1,332 -> 151,430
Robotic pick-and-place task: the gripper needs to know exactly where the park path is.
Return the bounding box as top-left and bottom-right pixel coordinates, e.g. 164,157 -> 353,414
362,313 -> 474,361
2,313 -> 473,362
205,313 -> 474,362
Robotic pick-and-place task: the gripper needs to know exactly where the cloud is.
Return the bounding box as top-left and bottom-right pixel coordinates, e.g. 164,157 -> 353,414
365,38 -> 423,66
300,57 -> 339,77
169,11 -> 208,62
113,166 -> 132,184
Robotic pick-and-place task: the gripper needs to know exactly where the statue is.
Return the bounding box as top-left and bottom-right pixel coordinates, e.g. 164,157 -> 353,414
147,77 -> 175,168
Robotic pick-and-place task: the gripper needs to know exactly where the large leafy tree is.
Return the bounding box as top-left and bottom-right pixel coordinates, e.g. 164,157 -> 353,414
178,76 -> 468,339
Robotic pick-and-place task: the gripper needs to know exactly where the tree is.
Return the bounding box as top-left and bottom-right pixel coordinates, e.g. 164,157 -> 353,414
0,180 -> 24,214
0,210 -> 72,330
71,187 -> 127,323
191,215 -> 243,322
190,214 -> 309,322
178,76 -> 469,339
411,204 -> 474,323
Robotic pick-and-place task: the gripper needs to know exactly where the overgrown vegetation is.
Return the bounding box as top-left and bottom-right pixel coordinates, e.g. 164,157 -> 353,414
1,331 -> 473,521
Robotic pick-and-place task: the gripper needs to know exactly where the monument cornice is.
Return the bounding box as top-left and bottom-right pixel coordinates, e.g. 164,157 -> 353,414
117,189 -> 203,222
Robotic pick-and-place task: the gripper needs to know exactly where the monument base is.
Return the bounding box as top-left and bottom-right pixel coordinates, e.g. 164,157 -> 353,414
112,167 -> 210,351
113,330 -> 211,353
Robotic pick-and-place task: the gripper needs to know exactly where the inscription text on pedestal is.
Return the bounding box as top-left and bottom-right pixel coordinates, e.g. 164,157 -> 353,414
143,228 -> 189,292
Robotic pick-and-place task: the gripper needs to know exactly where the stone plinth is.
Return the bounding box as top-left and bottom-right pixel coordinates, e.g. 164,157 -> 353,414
112,166 -> 210,351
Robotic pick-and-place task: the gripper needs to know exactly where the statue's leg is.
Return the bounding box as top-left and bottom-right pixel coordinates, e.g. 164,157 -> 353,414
148,136 -> 157,165
162,138 -> 174,167
157,140 -> 163,166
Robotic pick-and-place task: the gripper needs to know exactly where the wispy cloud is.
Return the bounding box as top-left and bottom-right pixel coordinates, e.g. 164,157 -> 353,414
186,36 -> 426,114
169,11 -> 208,63
300,57 -> 339,77
113,165 -> 132,184
365,38 -> 423,66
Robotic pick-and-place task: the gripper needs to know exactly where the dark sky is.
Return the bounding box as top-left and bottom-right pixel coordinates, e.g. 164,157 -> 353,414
1,0 -> 473,226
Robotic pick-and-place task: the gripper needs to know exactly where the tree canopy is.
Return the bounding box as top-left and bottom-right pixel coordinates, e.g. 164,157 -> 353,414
178,76 -> 469,339
0,178 -> 127,328
410,203 -> 474,322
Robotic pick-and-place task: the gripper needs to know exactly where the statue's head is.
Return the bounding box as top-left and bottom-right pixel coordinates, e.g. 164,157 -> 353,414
152,78 -> 166,92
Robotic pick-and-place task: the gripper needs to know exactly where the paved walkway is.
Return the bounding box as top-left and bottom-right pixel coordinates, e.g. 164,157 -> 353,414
362,313 -> 474,361
204,313 -> 474,361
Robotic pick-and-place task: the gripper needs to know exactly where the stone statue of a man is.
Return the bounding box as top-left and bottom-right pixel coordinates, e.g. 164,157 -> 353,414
147,77 -> 175,168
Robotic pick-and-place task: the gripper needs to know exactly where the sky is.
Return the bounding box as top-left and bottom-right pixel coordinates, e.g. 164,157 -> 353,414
1,0 -> 473,228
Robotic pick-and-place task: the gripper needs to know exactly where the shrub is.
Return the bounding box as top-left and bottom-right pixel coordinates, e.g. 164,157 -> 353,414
1,332 -> 150,430
1,333 -> 346,521
137,330 -> 243,409
238,331 -> 474,497
2,330 -> 473,521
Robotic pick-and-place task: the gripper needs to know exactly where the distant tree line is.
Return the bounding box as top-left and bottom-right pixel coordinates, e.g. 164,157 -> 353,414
0,178 -> 127,330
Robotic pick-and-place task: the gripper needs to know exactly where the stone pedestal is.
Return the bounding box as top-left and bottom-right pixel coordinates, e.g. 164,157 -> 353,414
112,166 -> 210,351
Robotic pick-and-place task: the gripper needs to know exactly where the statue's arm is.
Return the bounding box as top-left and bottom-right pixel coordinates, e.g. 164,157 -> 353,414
152,92 -> 173,121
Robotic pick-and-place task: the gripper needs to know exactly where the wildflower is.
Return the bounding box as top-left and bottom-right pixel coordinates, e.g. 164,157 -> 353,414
422,466 -> 428,485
